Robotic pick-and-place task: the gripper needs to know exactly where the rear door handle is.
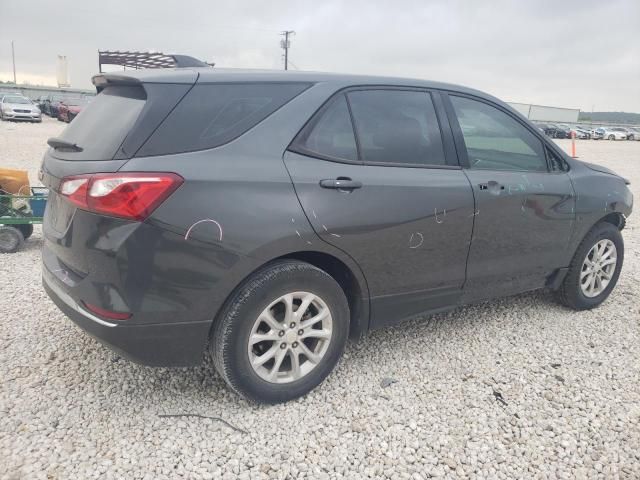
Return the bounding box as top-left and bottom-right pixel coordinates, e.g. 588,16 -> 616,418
320,178 -> 362,190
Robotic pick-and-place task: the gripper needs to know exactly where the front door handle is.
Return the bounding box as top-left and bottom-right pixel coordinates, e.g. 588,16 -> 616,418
478,181 -> 505,192
320,178 -> 362,190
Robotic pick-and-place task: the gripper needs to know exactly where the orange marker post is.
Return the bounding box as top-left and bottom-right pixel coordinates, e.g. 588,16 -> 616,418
571,130 -> 577,158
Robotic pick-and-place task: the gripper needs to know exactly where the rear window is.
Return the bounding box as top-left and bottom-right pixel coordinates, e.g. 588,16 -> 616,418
137,82 -> 311,157
53,86 -> 145,161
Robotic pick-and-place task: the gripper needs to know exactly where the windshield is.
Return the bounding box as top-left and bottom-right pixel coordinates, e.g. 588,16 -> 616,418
3,96 -> 31,104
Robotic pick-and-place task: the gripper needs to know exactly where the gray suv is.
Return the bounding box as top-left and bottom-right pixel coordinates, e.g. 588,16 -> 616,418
41,66 -> 633,403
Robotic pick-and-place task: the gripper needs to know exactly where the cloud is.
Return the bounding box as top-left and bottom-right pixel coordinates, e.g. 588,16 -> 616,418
2,0 -> 639,111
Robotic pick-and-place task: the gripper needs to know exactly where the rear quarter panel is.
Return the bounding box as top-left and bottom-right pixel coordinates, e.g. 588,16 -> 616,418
120,81 -> 371,331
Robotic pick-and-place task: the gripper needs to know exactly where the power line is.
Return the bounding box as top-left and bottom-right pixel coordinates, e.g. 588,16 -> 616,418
280,30 -> 295,71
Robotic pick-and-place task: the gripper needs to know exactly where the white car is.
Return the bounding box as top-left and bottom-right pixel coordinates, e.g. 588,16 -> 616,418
0,95 -> 42,123
598,127 -> 629,141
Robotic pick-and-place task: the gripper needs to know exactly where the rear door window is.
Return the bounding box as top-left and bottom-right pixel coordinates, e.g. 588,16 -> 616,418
290,94 -> 358,162
137,82 -> 310,157
52,86 -> 146,161
346,89 -> 446,166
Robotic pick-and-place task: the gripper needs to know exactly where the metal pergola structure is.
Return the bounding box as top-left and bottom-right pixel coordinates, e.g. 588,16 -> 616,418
98,50 -> 214,72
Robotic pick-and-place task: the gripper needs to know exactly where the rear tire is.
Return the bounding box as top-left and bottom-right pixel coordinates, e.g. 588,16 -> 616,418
608,134 -> 615,140
0,226 -> 24,253
211,260 -> 350,404
557,222 -> 623,310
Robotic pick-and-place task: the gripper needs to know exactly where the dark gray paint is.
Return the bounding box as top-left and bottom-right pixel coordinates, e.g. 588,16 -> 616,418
41,68 -> 633,366
461,169 -> 575,301
283,151 -> 475,326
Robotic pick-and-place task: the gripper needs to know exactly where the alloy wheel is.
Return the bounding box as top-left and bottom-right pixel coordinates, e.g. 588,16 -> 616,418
248,291 -> 333,384
580,239 -> 617,298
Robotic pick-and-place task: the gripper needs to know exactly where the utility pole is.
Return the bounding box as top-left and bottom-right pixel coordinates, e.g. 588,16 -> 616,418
11,41 -> 17,84
280,30 -> 295,70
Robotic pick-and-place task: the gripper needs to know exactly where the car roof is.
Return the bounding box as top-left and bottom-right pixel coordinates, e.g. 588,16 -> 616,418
94,67 -> 504,104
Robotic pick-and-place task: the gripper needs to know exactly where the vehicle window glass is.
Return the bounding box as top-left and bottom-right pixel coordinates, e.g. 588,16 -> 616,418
139,83 -> 310,156
4,96 -> 30,104
546,148 -> 568,172
54,85 -> 146,161
347,90 -> 446,166
450,95 -> 547,172
292,94 -> 357,161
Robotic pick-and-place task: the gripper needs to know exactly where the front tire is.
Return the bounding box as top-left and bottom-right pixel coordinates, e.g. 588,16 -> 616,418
608,134 -> 615,140
558,222 -> 623,310
211,260 -> 350,404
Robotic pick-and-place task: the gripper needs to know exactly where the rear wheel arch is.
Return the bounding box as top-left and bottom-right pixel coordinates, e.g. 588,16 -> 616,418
209,250 -> 370,343
277,251 -> 369,339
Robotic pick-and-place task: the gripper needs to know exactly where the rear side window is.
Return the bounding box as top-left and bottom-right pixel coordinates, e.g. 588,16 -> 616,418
347,90 -> 446,166
291,94 -> 358,162
53,86 -> 146,161
138,83 -> 310,157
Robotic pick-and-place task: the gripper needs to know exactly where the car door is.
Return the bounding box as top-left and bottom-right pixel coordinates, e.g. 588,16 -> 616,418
443,93 -> 576,301
284,88 -> 475,327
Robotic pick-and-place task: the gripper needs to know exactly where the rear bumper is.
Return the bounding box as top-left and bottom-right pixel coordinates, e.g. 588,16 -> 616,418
43,268 -> 211,366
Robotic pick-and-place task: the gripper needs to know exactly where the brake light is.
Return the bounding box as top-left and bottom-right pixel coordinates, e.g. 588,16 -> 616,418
59,173 -> 183,221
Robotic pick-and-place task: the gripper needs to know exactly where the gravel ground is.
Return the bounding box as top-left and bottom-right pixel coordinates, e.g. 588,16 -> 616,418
1,117 -> 639,479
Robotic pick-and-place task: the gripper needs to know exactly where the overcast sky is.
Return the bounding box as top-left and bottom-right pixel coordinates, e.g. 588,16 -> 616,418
1,0 -> 638,112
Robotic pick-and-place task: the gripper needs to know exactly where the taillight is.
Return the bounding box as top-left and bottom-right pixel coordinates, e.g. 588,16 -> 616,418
59,172 -> 183,221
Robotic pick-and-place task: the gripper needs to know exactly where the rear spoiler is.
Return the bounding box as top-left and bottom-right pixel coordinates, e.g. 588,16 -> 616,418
92,54 -> 210,92
92,74 -> 142,92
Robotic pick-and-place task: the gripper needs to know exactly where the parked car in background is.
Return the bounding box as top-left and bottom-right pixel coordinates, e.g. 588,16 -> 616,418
57,97 -> 92,123
35,95 -> 49,112
536,123 -> 570,139
610,127 -> 634,140
556,124 -> 573,138
570,126 -> 591,139
535,123 -> 570,138
627,127 -> 640,140
41,67 -> 633,403
0,95 -> 41,122
597,127 -> 629,140
41,95 -> 79,117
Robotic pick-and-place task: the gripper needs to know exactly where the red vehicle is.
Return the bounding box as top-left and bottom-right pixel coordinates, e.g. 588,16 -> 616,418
57,97 -> 92,123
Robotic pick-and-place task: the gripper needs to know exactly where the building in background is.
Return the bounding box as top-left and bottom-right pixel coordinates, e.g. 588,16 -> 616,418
56,55 -> 70,88
508,102 -> 580,123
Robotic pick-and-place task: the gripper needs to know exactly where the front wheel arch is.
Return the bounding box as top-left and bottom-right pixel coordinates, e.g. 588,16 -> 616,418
558,221 -> 624,310
600,212 -> 626,231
